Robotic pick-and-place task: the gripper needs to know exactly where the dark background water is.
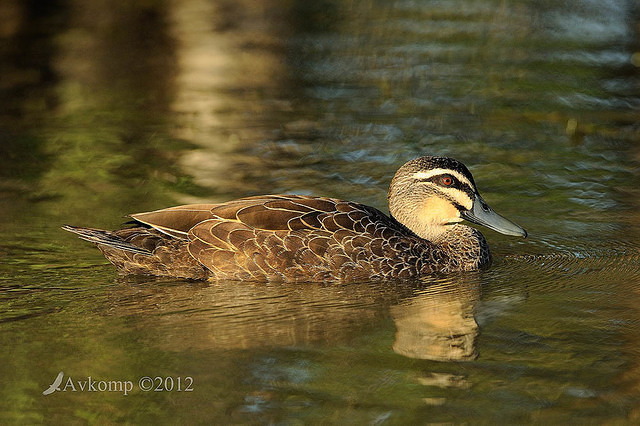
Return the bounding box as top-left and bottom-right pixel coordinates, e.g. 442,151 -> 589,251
1,0 -> 640,423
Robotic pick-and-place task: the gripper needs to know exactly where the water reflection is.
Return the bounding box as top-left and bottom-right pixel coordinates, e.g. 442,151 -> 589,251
168,0 -> 304,199
101,275 -> 480,362
391,279 -> 480,361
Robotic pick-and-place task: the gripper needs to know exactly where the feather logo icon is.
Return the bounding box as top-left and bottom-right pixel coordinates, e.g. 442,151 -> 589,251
42,372 -> 64,395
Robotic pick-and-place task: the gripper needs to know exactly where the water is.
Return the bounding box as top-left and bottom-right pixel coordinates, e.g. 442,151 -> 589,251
1,0 -> 639,423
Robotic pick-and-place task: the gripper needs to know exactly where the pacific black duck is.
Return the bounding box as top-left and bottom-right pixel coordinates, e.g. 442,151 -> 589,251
63,156 -> 527,282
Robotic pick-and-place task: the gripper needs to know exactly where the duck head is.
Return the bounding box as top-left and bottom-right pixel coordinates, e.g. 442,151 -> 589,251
387,156 -> 527,241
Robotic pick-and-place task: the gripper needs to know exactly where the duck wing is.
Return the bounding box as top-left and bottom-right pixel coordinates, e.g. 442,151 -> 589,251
128,195 -> 338,238
130,204 -> 220,239
186,195 -> 408,280
130,195 -> 416,280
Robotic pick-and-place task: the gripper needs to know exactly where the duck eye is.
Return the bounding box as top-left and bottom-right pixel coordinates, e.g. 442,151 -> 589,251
439,175 -> 455,186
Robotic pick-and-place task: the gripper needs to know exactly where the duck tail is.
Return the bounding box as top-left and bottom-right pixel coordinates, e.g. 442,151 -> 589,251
62,225 -> 153,255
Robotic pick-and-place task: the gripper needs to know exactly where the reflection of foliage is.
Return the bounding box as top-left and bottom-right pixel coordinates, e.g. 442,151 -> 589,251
0,132 -> 52,182
0,0 -> 209,220
288,0 -> 341,33
3,110 -> 209,223
42,121 -> 206,205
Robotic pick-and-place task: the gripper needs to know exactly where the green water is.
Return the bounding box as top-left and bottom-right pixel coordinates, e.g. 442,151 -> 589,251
1,0 -> 640,423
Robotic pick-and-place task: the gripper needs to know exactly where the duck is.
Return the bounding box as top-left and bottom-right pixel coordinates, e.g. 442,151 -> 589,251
63,156 -> 527,282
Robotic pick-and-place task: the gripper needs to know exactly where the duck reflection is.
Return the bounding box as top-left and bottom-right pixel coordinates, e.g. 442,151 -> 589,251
391,278 -> 480,361
105,277 -> 392,349
103,274 -> 480,361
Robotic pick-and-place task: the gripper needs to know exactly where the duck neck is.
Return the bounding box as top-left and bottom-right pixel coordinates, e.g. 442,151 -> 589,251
438,225 -> 492,270
388,206 -> 451,242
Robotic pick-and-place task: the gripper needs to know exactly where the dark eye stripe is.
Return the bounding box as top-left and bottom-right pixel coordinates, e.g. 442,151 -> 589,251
422,174 -> 474,195
417,177 -> 475,209
438,193 -> 468,212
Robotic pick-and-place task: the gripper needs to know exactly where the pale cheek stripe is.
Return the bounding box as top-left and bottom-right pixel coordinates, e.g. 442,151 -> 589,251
438,187 -> 473,210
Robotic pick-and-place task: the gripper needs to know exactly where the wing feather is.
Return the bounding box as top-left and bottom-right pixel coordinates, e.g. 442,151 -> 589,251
235,205 -> 302,230
130,204 -> 217,239
171,195 -> 418,280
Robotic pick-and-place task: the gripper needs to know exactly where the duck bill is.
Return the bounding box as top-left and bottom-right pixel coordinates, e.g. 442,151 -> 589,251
461,194 -> 527,238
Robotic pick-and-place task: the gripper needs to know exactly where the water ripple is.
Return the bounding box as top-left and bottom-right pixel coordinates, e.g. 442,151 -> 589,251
501,238 -> 640,294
